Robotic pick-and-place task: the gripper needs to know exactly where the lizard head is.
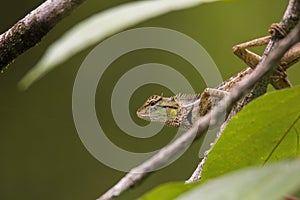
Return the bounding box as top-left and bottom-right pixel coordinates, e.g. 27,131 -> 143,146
136,94 -> 181,127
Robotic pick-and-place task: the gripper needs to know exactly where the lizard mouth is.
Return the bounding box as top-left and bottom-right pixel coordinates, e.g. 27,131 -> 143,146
137,112 -> 149,118
137,113 -> 147,117
137,113 -> 164,120
137,113 -> 155,119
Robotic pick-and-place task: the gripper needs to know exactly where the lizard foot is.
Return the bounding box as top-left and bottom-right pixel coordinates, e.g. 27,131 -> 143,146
271,65 -> 287,81
270,72 -> 286,82
270,66 -> 292,88
268,23 -> 287,39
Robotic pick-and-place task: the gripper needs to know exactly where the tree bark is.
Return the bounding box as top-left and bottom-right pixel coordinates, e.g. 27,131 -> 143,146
0,0 -> 86,72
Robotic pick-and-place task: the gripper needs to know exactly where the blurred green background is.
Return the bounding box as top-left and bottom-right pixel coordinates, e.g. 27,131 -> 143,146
1,0 -> 299,199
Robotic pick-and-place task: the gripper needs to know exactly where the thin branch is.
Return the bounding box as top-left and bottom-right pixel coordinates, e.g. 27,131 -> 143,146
0,0 -> 86,72
97,15 -> 300,200
186,0 -> 300,183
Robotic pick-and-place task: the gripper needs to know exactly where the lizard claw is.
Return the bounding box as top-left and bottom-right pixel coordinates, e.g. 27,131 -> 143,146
272,65 -> 287,79
269,23 -> 287,38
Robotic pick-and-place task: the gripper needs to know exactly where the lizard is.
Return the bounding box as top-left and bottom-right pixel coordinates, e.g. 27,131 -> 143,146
136,23 -> 299,129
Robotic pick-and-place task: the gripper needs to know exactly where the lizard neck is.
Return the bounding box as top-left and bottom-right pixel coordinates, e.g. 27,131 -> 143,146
178,100 -> 202,129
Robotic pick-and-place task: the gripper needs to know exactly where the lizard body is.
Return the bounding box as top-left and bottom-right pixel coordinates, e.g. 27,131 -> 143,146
137,24 -> 298,129
136,67 -> 252,129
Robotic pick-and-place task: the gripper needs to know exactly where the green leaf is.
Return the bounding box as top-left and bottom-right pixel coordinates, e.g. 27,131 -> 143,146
19,0 -> 220,90
176,159 -> 300,200
201,86 -> 300,181
139,182 -> 195,200
139,159 -> 300,200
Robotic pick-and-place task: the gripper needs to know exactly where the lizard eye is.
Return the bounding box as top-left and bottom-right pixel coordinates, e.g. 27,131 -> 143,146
149,101 -> 156,106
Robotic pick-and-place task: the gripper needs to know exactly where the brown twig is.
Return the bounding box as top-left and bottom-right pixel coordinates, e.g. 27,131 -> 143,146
0,0 -> 86,72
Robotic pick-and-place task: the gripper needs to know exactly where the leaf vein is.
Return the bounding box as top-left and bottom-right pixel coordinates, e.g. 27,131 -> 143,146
264,114 -> 300,164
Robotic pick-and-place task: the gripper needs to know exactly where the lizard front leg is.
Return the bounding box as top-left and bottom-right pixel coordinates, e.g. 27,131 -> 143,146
198,88 -> 228,116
